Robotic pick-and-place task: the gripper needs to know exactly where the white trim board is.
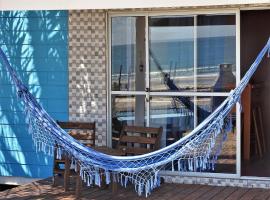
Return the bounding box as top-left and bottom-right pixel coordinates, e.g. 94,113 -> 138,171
0,0 -> 270,11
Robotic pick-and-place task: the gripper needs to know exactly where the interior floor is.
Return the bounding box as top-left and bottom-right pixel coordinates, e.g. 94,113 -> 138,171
242,154 -> 270,177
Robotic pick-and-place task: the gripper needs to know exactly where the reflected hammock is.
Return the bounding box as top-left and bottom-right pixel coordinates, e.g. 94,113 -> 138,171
1,38 -> 270,197
149,49 -> 210,122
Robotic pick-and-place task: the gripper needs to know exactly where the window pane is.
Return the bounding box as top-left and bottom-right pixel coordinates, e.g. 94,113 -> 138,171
111,95 -> 146,147
197,15 -> 236,92
149,16 -> 194,92
111,17 -> 145,91
149,96 -> 195,147
149,95 -> 236,174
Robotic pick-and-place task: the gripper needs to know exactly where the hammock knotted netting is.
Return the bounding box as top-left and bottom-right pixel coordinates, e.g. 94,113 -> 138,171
1,38 -> 270,197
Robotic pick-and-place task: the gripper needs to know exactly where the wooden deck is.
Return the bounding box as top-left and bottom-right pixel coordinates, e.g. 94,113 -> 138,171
1,177 -> 270,200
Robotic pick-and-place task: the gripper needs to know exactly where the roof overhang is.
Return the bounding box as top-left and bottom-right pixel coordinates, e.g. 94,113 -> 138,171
0,0 -> 270,11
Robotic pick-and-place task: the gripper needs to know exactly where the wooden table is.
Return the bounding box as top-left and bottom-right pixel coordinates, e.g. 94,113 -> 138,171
93,146 -> 125,193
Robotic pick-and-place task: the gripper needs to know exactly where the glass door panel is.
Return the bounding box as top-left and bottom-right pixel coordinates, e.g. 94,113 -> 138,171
110,13 -> 237,175
149,16 -> 194,92
111,16 -> 146,91
197,15 -> 236,92
111,16 -> 146,147
149,96 -> 195,147
111,94 -> 146,147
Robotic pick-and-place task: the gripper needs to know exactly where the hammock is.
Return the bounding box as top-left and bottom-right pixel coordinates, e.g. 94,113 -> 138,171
1,38 -> 270,197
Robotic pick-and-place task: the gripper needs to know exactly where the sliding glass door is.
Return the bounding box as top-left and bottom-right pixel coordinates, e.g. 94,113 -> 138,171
110,13 -> 237,174
111,16 -> 147,146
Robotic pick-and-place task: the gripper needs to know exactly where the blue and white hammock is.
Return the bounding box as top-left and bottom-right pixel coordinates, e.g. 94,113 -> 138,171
1,38 -> 270,197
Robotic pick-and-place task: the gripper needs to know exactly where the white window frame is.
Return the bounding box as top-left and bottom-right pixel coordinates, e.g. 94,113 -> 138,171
107,8 -> 241,179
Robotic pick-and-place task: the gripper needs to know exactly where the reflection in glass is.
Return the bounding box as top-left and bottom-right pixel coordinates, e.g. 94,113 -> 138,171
111,17 -> 145,91
111,95 -> 146,147
197,15 -> 236,92
110,14 -> 237,174
148,15 -> 236,93
149,16 -> 194,92
149,96 -> 194,147
196,96 -> 236,173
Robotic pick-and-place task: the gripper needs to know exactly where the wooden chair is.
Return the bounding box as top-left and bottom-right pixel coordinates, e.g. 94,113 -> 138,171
109,125 -> 162,193
53,121 -> 96,198
117,125 -> 163,155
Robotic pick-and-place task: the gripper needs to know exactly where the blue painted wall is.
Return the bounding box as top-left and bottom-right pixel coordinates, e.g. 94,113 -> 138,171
0,11 -> 68,178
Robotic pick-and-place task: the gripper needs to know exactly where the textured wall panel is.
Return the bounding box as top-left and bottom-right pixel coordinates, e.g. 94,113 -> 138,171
163,175 -> 270,189
68,10 -> 107,146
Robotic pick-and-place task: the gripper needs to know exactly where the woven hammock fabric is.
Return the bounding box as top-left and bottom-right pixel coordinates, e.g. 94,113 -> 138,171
1,38 -> 270,197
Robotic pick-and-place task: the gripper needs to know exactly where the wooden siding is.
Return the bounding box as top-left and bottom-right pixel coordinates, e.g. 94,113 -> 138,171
0,10 -> 68,178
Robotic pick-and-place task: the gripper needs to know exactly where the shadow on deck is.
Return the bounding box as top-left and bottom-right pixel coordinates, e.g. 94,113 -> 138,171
0,177 -> 270,200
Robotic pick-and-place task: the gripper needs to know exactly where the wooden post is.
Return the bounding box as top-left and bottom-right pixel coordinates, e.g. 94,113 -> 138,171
64,157 -> 70,192
242,84 -> 252,161
75,163 -> 82,199
112,182 -> 118,194
253,108 -> 263,158
257,106 -> 266,153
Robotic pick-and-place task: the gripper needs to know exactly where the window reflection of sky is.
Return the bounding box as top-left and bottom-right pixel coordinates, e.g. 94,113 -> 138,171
150,25 -> 235,42
111,16 -> 236,92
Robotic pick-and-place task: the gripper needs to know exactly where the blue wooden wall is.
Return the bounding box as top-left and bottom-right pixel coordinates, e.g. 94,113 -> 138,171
0,11 -> 68,178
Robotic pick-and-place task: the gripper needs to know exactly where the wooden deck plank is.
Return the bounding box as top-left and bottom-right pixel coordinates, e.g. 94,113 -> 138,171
210,186 -> 237,199
225,188 -> 250,200
0,178 -> 270,200
152,183 -> 188,200
240,188 -> 266,200
251,189 -> 270,200
155,184 -> 193,200
197,186 -> 226,200
146,183 -> 175,200
170,184 -> 203,200
183,185 -> 220,200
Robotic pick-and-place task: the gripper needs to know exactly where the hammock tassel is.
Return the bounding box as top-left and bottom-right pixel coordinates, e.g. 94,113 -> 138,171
179,159 -> 182,171
138,183 -> 142,196
154,171 -> 158,186
145,180 -> 150,197
120,174 -> 123,186
95,170 -> 100,186
171,161 -> 174,171
124,176 -> 128,188
112,173 -> 117,182
70,157 -> 75,169
105,170 -> 110,185
150,176 -> 154,190
87,175 -> 91,186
